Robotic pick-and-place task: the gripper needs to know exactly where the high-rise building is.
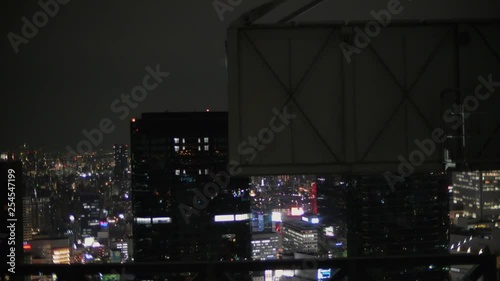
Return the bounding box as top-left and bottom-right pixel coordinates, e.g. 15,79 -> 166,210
347,173 -> 450,280
251,232 -> 279,260
282,219 -> 319,255
452,170 -> 500,221
80,192 -> 101,238
130,112 -> 251,262
25,238 -> 70,264
113,144 -> 129,181
112,144 -> 130,198
23,196 -> 33,241
32,186 -> 52,235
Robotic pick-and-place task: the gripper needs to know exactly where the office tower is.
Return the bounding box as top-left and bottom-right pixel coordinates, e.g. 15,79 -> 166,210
80,192 -> 101,238
25,238 -> 70,264
316,176 -> 348,257
112,144 -> 130,199
32,186 -> 52,235
113,145 -> 129,181
452,170 -> 500,221
130,112 -> 251,262
347,173 -> 450,280
282,219 -> 319,255
251,232 -> 280,260
23,196 -> 33,241
201,190 -> 251,261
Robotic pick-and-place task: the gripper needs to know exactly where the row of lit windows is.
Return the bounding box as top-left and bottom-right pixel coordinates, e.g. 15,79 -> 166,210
174,137 -> 210,144
482,203 -> 500,209
174,145 -> 209,152
175,169 -> 209,175
483,187 -> 500,191
454,185 -> 480,190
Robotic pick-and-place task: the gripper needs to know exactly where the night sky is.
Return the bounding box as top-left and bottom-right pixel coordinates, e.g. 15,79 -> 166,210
0,0 -> 265,152
1,0 -> 498,152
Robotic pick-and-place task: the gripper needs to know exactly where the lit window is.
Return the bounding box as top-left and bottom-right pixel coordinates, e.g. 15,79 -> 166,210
182,146 -> 186,151
198,146 -> 201,151
198,138 -> 201,143
175,170 -> 180,176
174,138 -> 179,144
204,137 -> 209,143
205,169 -> 209,175
182,138 -> 186,144
204,145 -> 209,151
183,170 -> 186,175
174,146 -> 179,152
199,169 -> 202,175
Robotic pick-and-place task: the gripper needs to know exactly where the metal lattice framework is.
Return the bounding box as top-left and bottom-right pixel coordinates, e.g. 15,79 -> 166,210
227,20 -> 500,175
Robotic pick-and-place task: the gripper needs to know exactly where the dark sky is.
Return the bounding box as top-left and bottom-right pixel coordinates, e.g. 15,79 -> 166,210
0,0 -> 269,152
1,0 -> 498,152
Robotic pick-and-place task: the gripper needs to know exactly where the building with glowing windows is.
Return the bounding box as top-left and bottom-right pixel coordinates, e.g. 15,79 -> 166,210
113,144 -> 129,181
346,174 -> 450,280
251,232 -> 279,260
282,219 -> 319,255
25,238 -> 70,264
130,112 -> 250,263
80,193 -> 101,238
452,170 -> 500,221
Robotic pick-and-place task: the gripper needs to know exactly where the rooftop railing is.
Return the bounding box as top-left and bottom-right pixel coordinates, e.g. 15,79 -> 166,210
3,254 -> 497,281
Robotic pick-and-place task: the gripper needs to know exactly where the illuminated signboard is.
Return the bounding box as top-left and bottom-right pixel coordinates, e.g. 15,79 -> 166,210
214,215 -> 234,222
290,207 -> 304,216
317,269 -> 331,280
83,237 -> 95,247
152,217 -> 172,224
272,212 -> 282,222
235,213 -> 251,221
325,226 -> 334,237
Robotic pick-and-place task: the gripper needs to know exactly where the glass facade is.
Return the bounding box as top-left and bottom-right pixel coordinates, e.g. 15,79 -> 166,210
130,112 -> 250,262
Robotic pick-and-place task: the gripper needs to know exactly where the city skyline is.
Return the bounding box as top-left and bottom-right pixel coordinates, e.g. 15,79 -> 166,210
2,1 -> 500,280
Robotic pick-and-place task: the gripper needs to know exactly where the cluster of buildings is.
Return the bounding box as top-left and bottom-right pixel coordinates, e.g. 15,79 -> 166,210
2,113 -> 499,281
1,143 -> 134,280
126,112 -> 453,281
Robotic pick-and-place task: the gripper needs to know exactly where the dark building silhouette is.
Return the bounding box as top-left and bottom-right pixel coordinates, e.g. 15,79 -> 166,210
130,112 -> 251,263
347,173 -> 450,280
79,192 -> 102,238
113,144 -> 129,182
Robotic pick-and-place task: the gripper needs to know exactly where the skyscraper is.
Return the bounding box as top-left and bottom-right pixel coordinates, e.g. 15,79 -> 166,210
452,170 -> 500,221
23,196 -> 33,241
113,144 -> 130,198
347,173 -> 450,280
130,112 -> 250,262
113,144 -> 129,182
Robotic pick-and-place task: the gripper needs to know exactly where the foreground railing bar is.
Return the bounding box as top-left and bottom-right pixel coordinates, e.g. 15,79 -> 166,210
3,254 -> 495,276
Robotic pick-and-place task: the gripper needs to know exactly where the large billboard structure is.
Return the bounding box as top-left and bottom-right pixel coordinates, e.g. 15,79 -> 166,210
227,3 -> 500,175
